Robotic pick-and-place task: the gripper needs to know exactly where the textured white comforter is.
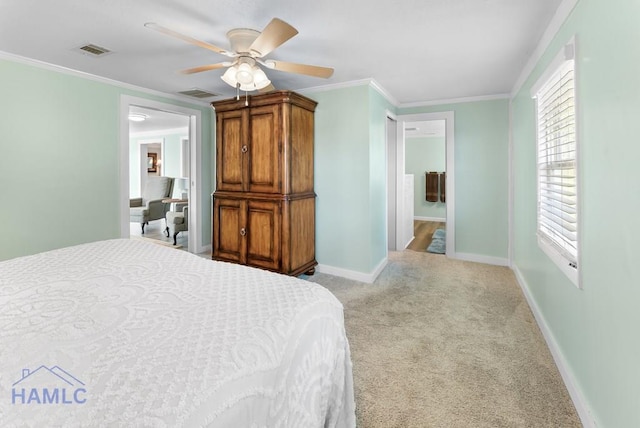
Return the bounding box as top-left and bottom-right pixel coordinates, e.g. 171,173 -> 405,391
0,239 -> 355,427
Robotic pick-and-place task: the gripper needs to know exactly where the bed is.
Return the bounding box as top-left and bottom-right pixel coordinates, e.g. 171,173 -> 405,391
0,239 -> 355,427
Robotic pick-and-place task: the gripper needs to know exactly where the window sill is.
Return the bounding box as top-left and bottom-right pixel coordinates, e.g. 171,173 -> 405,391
538,237 -> 580,289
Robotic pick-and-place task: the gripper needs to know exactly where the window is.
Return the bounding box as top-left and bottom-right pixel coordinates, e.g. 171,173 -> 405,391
531,38 -> 579,287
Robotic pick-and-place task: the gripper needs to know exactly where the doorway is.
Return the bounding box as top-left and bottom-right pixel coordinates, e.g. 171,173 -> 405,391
393,111 -> 455,257
129,107 -> 188,247
119,95 -> 203,253
405,119 -> 446,253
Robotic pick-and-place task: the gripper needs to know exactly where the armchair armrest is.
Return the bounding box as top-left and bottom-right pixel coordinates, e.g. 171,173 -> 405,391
147,199 -> 170,219
129,198 -> 143,207
146,198 -> 167,207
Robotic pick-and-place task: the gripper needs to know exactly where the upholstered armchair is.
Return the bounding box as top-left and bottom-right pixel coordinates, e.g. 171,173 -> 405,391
130,176 -> 174,234
166,206 -> 188,245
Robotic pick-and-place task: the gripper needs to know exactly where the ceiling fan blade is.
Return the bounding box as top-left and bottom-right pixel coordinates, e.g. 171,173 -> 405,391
266,60 -> 334,78
145,22 -> 233,57
249,18 -> 298,57
180,63 -> 229,75
259,83 -> 276,93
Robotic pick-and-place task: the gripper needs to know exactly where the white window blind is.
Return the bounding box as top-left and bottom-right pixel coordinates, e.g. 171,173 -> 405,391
532,38 -> 579,286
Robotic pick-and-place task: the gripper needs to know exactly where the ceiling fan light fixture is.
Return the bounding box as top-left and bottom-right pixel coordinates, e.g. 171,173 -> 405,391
235,62 -> 254,85
252,67 -> 271,90
221,63 -> 271,92
128,113 -> 148,122
221,66 -> 239,87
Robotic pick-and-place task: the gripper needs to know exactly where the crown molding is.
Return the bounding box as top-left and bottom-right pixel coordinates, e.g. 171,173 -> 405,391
302,77 -> 510,108
368,79 -> 400,106
300,78 -> 400,106
300,77 -> 375,94
2,43 -> 550,112
399,93 -> 510,109
0,50 -> 211,107
510,0 -> 580,98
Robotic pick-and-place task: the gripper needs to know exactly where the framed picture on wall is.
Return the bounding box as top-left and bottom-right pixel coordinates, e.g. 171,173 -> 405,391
147,153 -> 157,172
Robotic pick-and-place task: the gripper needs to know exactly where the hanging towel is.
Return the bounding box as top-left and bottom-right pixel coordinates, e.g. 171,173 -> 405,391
426,172 -> 439,202
440,172 -> 446,203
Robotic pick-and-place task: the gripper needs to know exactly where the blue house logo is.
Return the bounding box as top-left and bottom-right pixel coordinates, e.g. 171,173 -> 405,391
11,366 -> 87,405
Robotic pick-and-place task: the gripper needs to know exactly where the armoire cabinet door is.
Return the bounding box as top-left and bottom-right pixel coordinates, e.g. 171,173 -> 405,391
216,109 -> 247,192
213,197 -> 281,271
216,104 -> 281,194
212,197 -> 245,263
247,104 -> 281,194
245,200 -> 281,270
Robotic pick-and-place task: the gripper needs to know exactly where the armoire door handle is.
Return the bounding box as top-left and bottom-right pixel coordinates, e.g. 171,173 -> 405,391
240,228 -> 247,236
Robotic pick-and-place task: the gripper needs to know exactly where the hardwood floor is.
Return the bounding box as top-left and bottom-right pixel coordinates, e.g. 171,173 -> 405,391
130,219 -> 188,249
406,220 -> 446,252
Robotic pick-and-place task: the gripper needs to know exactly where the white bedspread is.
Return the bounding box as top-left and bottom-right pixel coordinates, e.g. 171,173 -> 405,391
0,239 -> 355,427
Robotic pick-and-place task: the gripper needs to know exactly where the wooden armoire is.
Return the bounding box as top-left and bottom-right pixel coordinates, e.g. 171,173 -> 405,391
211,90 -> 317,276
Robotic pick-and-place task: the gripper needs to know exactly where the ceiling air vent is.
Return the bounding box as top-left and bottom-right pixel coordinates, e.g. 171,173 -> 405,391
178,89 -> 219,99
75,44 -> 112,57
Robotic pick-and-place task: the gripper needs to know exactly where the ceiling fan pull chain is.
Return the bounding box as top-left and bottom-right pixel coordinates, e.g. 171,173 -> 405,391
236,83 -> 240,100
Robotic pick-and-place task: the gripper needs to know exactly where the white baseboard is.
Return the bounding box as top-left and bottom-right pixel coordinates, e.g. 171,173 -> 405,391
404,235 -> 415,249
453,252 -> 510,267
415,216 -> 446,222
512,265 -> 595,428
317,257 -> 388,284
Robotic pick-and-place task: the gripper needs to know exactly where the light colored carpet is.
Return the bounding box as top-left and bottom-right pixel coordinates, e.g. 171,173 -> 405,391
307,250 -> 581,427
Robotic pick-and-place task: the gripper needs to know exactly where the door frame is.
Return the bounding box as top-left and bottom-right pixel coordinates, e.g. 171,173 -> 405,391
396,111 -> 455,257
119,95 -> 203,253
385,112 -> 398,250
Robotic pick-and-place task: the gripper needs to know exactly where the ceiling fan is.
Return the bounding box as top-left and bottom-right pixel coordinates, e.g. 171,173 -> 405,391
145,18 -> 334,94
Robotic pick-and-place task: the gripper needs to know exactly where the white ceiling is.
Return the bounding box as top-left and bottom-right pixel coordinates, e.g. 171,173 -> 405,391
129,107 -> 190,134
0,0 -> 563,105
405,120 -> 446,138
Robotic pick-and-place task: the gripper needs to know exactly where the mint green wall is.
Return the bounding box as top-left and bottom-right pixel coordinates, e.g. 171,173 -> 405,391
303,86 -> 371,273
160,133 -> 186,178
302,85 -> 394,274
304,85 -> 508,272
511,0 -> 640,426
406,136 -> 446,219
399,99 -> 509,259
0,58 -> 213,261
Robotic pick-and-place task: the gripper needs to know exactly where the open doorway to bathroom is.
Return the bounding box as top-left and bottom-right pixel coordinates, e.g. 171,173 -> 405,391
404,119 -> 447,253
395,111 -> 454,257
